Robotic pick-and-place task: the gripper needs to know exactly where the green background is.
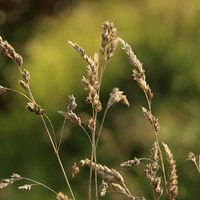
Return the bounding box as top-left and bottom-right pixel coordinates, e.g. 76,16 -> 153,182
0,0 -> 200,199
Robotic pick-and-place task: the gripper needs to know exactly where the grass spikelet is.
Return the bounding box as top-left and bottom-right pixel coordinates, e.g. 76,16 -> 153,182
162,143 -> 178,200
100,21 -> 117,56
187,152 -> 200,173
118,37 -> 153,100
99,181 -> 108,196
0,36 -> 23,68
142,107 -> 160,132
57,192 -> 69,200
145,142 -> 163,197
107,87 -> 130,110
120,157 -> 141,168
18,184 -> 32,191
58,95 -> 81,125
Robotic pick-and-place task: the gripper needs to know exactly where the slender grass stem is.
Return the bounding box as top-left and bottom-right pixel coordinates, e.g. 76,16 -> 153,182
40,115 -> 75,200
44,113 -> 58,151
58,117 -> 67,152
5,87 -> 31,101
22,177 -> 58,195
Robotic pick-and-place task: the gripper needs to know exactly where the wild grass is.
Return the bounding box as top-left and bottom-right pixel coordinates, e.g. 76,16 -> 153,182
0,21 -> 198,200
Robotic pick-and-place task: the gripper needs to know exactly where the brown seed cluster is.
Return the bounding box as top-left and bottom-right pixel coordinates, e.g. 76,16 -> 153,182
26,102 -> 44,115
99,180 -> 108,196
18,184 -> 32,191
72,158 -> 145,200
0,173 -> 22,189
69,42 -> 102,112
118,38 -> 153,101
100,21 -> 117,61
120,157 -> 141,168
0,36 -> 23,69
163,143 -> 178,200
58,95 -> 81,125
145,142 -> 163,197
107,87 -> 130,110
57,192 -> 71,200
142,107 -> 160,132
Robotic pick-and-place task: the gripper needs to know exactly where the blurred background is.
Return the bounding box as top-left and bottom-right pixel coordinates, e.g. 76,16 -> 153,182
0,0 -> 200,199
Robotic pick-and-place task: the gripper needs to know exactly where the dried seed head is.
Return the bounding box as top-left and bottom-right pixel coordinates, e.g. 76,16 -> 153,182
19,80 -> 29,91
0,36 -> 23,67
67,95 -> 77,112
23,69 -> 30,83
120,157 -> 140,168
57,192 -> 69,200
83,158 -> 125,185
99,181 -> 108,196
107,87 -> 130,110
111,183 -> 126,195
142,107 -> 160,132
26,102 -> 44,115
88,117 -> 95,133
100,21 -> 117,56
0,173 -> 22,189
68,41 -> 93,66
118,38 -> 153,100
72,162 -> 79,178
18,184 -> 32,191
145,142 -> 162,197
162,143 -> 178,200
0,85 -> 7,94
106,38 -> 119,61
187,152 -> 196,163
11,173 -> 22,180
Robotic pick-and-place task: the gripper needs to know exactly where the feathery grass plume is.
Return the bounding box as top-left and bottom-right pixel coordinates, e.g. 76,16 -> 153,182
145,142 -> 163,197
58,95 -> 81,125
118,38 -> 153,101
100,21 -> 117,58
187,152 -> 200,173
107,87 -> 130,110
0,85 -> 7,94
99,181 -> 108,196
0,36 -> 23,69
120,157 -> 141,168
162,143 -> 178,200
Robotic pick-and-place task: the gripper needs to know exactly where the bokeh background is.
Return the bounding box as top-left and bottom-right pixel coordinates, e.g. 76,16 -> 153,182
0,0 -> 200,199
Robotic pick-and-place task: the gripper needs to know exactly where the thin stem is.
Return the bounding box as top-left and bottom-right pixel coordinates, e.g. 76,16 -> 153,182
58,117 -> 67,152
122,183 -> 131,196
5,87 -> 32,102
80,124 -> 92,145
44,113 -> 58,151
96,106 -> 108,148
40,115 -> 75,200
194,160 -> 200,174
22,177 -> 58,195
